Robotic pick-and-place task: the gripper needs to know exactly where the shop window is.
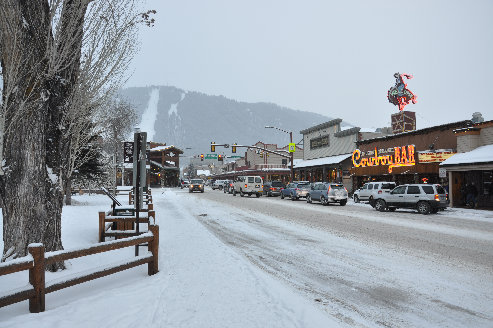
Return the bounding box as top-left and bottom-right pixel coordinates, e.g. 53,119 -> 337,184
483,171 -> 493,195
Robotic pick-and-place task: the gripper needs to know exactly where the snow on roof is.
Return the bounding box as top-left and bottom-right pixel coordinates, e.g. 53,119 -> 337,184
294,153 -> 352,169
150,145 -> 182,152
196,170 -> 211,176
440,144 -> 493,166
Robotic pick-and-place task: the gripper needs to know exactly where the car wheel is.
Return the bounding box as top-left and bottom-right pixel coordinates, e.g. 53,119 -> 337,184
256,193 -> 260,198
201,190 -> 204,193
369,196 -> 375,208
233,189 -> 236,196
354,195 -> 360,203
291,195 -> 297,201
417,201 -> 431,215
339,199 -> 347,206
388,207 -> 396,212
375,199 -> 387,212
281,193 -> 285,199
240,190 -> 244,197
306,195 -> 312,203
320,195 -> 327,206
188,190 -> 192,193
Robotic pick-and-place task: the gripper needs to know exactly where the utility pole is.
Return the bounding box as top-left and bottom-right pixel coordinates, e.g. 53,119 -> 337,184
290,131 -> 294,182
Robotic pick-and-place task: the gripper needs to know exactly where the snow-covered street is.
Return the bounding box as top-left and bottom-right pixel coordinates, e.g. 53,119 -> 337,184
1,188 -> 492,327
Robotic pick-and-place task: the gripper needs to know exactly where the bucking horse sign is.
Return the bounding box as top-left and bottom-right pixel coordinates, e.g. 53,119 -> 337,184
387,73 -> 417,111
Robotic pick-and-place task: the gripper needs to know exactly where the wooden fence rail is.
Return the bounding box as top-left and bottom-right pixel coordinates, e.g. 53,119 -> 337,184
0,225 -> 159,313
99,210 -> 155,242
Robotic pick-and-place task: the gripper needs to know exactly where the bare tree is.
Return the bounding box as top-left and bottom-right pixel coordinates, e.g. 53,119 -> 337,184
0,0 -> 153,270
100,99 -> 137,193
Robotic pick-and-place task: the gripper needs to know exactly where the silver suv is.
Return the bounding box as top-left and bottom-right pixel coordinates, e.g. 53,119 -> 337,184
353,181 -> 396,205
307,182 -> 348,206
373,184 -> 448,214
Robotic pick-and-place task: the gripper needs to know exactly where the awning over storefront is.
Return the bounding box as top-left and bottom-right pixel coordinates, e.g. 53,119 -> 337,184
440,144 -> 493,167
294,153 -> 352,169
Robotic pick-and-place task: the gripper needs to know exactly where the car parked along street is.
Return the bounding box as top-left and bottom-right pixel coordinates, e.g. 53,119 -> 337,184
307,182 -> 348,206
373,184 -> 448,214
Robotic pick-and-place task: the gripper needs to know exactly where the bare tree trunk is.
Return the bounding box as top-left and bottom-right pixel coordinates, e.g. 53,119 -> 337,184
65,178 -> 72,206
0,1 -> 57,263
1,0 -> 88,271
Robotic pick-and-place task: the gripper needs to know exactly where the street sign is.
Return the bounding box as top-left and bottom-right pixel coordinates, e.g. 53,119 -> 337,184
205,154 -> 218,160
288,143 -> 296,153
123,142 -> 134,163
439,167 -> 447,178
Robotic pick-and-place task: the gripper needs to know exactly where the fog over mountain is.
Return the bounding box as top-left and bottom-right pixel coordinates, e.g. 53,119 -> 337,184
120,86 -> 349,161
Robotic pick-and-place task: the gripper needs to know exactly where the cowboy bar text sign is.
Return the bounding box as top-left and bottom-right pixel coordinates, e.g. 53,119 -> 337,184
352,145 -> 416,173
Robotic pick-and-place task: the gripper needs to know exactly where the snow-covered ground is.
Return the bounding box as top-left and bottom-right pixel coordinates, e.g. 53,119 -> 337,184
0,190 -> 338,328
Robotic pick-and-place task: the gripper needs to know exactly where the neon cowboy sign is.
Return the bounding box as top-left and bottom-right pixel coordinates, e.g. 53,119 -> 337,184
352,145 -> 415,173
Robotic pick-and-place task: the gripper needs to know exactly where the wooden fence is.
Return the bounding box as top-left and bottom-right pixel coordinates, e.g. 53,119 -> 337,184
0,225 -> 159,313
99,210 -> 155,242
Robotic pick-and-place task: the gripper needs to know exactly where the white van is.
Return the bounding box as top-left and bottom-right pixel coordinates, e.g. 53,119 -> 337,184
233,176 -> 263,197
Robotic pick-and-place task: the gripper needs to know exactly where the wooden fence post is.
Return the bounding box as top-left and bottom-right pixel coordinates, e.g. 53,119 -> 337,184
148,225 -> 159,275
148,210 -> 155,225
28,244 -> 45,313
99,212 -> 106,242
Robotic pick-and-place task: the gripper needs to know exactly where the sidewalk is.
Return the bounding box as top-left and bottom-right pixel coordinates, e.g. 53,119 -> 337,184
0,190 -> 338,328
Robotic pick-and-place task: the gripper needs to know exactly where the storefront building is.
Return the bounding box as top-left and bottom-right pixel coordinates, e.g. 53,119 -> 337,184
440,120 -> 493,208
294,119 -> 389,192
350,120 -> 471,190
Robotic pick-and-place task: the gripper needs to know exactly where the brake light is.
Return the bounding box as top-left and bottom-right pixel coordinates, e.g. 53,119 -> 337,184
244,184 -> 247,188
328,186 -> 331,192
270,187 -> 275,190
295,188 -> 299,190
378,190 -> 382,194
434,194 -> 440,201
344,187 -> 348,192
446,193 -> 449,201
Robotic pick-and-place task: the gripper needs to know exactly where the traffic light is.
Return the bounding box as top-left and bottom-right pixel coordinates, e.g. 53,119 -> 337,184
211,142 -> 216,152
232,143 -> 237,153
200,154 -> 204,161
218,154 -> 223,161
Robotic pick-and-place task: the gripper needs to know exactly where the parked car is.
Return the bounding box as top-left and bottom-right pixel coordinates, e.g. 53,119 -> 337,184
307,182 -> 348,206
373,184 -> 448,214
353,181 -> 396,205
180,180 -> 190,189
189,179 -> 205,193
212,180 -> 227,190
232,176 -> 263,197
223,180 -> 234,194
263,181 -> 286,197
281,182 -> 311,201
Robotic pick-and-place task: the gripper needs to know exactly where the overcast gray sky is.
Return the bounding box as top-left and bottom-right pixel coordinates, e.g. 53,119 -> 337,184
126,0 -> 493,129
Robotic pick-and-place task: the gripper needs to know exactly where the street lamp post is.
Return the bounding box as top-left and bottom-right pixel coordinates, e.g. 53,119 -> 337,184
265,126 -> 294,182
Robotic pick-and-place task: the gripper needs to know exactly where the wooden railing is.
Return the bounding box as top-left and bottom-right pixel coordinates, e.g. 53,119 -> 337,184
99,210 -> 155,242
0,225 -> 159,313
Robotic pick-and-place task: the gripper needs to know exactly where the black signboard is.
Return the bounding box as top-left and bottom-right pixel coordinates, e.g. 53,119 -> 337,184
124,142 -> 134,163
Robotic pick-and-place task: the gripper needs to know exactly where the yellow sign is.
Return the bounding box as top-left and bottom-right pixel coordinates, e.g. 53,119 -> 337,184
418,151 -> 455,163
352,145 -> 416,173
288,143 -> 296,153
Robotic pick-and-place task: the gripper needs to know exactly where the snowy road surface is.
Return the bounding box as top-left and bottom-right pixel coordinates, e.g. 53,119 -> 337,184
1,188 -> 492,327
181,188 -> 493,327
